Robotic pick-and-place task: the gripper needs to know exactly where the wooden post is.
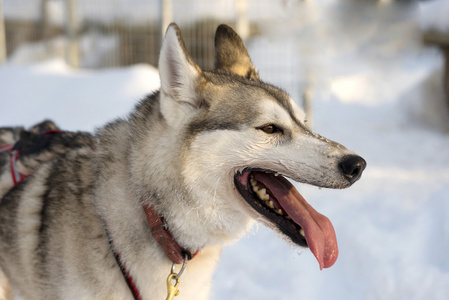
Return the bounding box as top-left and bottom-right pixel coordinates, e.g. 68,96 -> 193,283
303,86 -> 314,129
40,0 -> 51,52
444,48 -> 449,109
424,32 -> 449,110
66,0 -> 79,68
160,0 -> 172,42
236,0 -> 249,40
0,0 -> 6,64
41,0 -> 48,38
302,69 -> 315,129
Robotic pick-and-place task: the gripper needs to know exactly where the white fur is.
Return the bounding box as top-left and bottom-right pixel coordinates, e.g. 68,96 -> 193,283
159,26 -> 201,112
0,271 -> 12,300
0,172 -> 13,199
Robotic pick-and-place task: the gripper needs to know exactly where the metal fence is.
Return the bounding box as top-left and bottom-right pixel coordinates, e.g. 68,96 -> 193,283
4,0 -> 377,123
0,0 -> 280,69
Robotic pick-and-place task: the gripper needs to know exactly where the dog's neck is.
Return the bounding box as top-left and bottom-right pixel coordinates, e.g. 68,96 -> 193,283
142,202 -> 198,263
94,96 -> 254,254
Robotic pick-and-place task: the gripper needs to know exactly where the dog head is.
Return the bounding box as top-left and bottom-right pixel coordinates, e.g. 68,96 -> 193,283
157,23 -> 366,269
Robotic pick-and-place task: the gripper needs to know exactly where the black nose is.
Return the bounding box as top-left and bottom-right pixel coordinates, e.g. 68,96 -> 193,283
338,155 -> 366,183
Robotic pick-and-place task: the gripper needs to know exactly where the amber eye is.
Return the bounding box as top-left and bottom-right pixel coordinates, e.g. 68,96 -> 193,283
259,124 -> 281,134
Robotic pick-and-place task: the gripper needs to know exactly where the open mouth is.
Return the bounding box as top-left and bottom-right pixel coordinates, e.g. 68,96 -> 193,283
234,169 -> 338,269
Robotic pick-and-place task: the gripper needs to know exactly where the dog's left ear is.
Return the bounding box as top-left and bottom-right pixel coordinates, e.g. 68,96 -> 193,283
214,24 -> 259,80
159,23 -> 204,108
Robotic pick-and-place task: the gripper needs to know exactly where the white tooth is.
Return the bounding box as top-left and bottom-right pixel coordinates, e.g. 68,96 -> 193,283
276,209 -> 283,215
274,173 -> 279,177
257,188 -> 267,199
252,185 -> 260,192
267,200 -> 274,208
285,216 -> 292,220
299,228 -> 305,237
262,194 -> 269,201
250,178 -> 257,186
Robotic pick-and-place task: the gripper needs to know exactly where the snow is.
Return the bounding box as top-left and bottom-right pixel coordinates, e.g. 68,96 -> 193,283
1,1 -> 449,300
8,33 -> 120,69
0,60 -> 160,131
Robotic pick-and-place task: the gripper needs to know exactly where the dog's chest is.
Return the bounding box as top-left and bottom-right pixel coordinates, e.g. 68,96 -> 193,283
133,246 -> 222,300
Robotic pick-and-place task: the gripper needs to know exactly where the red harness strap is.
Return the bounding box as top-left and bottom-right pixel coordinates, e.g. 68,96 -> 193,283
1,144 -> 27,185
10,149 -> 27,185
0,130 -> 63,186
105,227 -> 143,300
39,130 -> 63,135
0,144 -> 14,152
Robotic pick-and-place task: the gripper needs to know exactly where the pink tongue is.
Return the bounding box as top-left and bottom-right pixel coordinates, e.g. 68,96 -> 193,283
253,173 -> 338,270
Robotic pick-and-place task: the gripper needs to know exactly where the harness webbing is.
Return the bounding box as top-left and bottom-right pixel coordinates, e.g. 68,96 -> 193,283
0,130 -> 63,186
105,227 -> 142,300
1,143 -> 27,185
0,144 -> 14,152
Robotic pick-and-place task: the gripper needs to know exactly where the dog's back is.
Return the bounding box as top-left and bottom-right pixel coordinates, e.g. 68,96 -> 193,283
1,120 -> 60,198
0,121 -> 98,299
0,145 -> 112,300
0,121 -> 95,198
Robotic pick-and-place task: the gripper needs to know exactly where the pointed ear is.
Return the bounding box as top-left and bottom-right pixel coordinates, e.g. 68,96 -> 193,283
214,24 -> 259,80
158,23 -> 203,107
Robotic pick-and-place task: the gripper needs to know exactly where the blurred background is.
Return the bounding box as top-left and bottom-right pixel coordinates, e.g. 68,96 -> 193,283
1,0 -> 449,299
1,0 -> 449,128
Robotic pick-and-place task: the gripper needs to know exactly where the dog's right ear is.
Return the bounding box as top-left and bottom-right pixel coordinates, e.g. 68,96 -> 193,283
158,23 -> 203,108
214,24 -> 259,80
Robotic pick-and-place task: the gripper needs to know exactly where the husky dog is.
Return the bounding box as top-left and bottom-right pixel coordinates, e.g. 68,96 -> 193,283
0,120 -> 60,147
0,123 -> 95,198
0,120 -> 61,197
0,24 -> 365,300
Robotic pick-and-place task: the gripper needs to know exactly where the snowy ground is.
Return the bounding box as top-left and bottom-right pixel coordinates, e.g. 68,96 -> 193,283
1,1 -> 449,300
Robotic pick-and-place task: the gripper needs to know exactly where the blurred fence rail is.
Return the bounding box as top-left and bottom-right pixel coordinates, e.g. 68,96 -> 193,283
0,0 -> 266,70
0,0 -> 6,64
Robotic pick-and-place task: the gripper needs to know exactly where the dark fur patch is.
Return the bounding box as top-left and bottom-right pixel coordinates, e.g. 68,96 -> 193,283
214,24 -> 259,81
36,184 -> 52,278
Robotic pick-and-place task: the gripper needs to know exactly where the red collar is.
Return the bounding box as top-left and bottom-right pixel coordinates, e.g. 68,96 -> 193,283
142,202 -> 198,264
